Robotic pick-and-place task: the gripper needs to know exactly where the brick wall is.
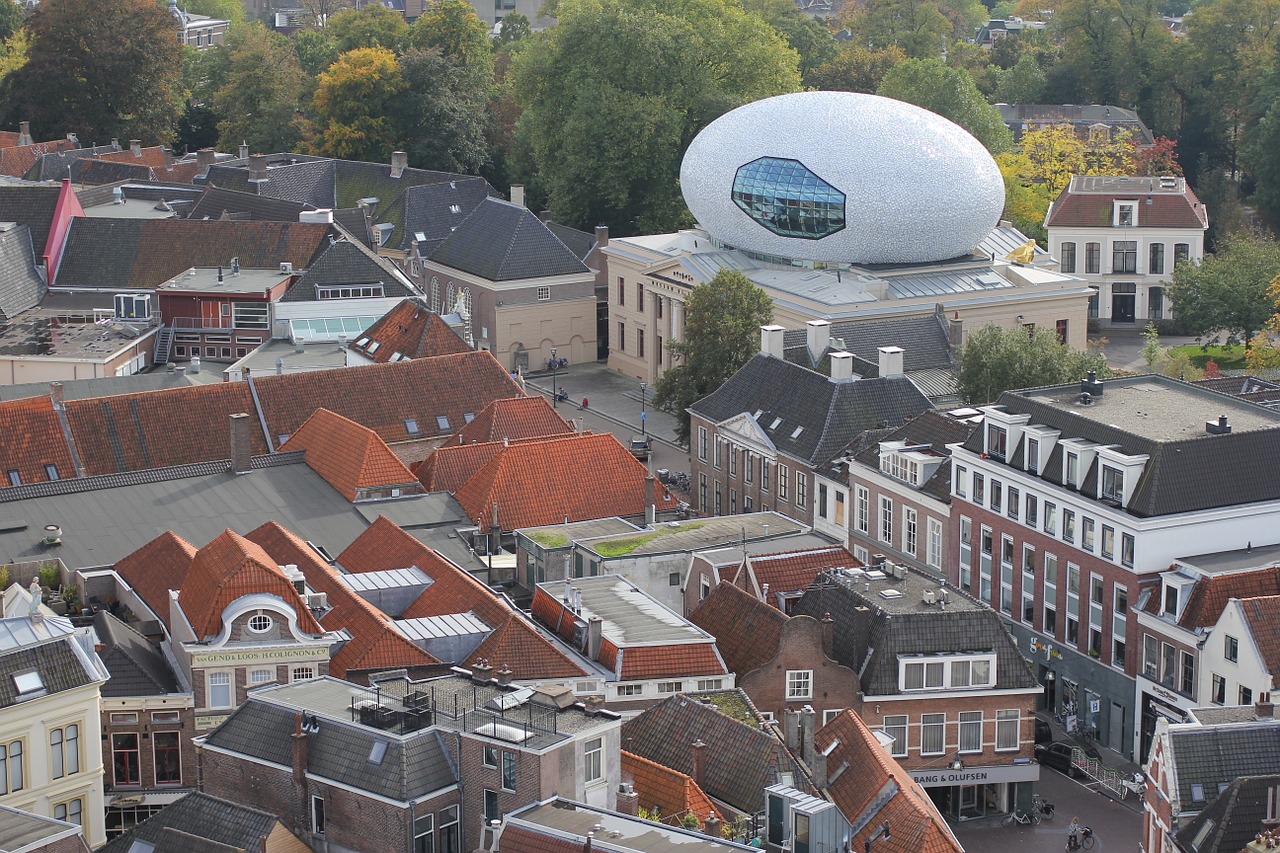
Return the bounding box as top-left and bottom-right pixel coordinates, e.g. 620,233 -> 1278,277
29,835 -> 92,853
689,416 -> 813,525
738,617 -> 862,723
101,707 -> 198,791
861,691 -> 1040,769
457,733 -> 552,837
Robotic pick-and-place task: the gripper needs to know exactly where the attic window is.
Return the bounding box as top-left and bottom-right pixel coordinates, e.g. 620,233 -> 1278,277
415,232 -> 427,242
127,842 -> 156,853
770,417 -> 782,430
7,470 -> 19,486
13,670 -> 43,695
791,426 -> 804,439
277,434 -> 290,445
390,352 -> 404,362
405,418 -> 420,435
436,415 -> 451,431
367,342 -> 381,353
355,337 -> 369,347
368,740 -> 388,765
464,413 -> 475,424
1191,783 -> 1205,802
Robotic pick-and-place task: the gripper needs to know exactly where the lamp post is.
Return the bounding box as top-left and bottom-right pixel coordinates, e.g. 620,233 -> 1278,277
639,382 -> 647,437
550,347 -> 558,408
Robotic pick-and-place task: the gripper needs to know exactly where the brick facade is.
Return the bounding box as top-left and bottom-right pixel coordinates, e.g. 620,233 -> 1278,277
690,415 -> 813,525
101,707 -> 198,792
735,617 -> 862,723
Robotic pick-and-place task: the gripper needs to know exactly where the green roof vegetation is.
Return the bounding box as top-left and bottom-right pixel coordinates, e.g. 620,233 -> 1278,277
701,692 -> 758,728
528,531 -> 569,548
591,522 -> 708,558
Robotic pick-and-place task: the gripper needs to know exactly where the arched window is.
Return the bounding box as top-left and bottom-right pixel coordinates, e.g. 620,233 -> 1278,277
430,277 -> 440,312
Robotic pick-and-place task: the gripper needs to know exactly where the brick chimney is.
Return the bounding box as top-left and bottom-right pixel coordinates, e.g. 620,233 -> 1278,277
703,811 -> 723,838
50,381 -> 65,411
691,739 -> 707,789
471,659 -> 493,682
196,148 -> 216,178
496,664 -> 513,686
782,707 -> 801,750
800,705 -> 817,766
617,782 -> 639,816
291,712 -> 309,787
1257,692 -> 1275,720
594,225 -> 609,249
17,121 -> 31,146
390,151 -> 408,179
248,154 -> 269,183
229,413 -> 252,475
538,210 -> 553,222
129,139 -> 142,157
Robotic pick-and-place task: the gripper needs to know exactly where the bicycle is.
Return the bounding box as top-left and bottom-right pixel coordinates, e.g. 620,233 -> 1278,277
1120,772 -> 1147,798
1067,827 -> 1095,850
1002,807 -> 1040,827
1033,793 -> 1055,820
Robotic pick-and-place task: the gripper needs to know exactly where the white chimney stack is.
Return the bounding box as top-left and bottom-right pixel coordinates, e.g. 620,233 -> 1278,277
760,325 -> 785,359
806,319 -> 830,363
878,346 -> 904,378
830,351 -> 855,382
510,185 -> 525,208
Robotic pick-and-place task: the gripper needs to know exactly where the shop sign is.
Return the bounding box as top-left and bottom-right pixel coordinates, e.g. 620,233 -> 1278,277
910,763 -> 1040,786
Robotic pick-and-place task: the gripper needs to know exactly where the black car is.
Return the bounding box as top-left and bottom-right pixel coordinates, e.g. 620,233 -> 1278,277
1035,741 -> 1081,777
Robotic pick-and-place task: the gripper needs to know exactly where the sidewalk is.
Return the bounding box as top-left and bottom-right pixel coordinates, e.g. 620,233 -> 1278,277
1096,327 -> 1200,373
524,361 -> 686,449
1036,711 -> 1145,814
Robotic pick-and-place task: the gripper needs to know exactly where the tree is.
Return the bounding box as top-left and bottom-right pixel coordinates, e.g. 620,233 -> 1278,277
1131,136 -> 1182,176
993,53 -> 1046,104
407,0 -> 492,72
839,0 -> 952,59
652,269 -> 775,444
298,0 -> 352,27
293,27 -> 339,77
493,11 -> 531,44
212,23 -> 306,153
808,44 -> 905,93
0,28 -> 29,88
182,0 -> 245,23
396,47 -> 490,172
327,5 -> 407,52
1167,232 -> 1280,346
1140,321 -> 1163,370
0,0 -> 183,143
308,46 -> 403,161
744,0 -> 838,83
957,324 -> 1110,405
0,1 -> 22,41
512,0 -> 801,234
876,58 -> 1013,153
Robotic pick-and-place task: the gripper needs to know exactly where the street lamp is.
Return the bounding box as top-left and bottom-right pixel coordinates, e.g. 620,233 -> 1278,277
639,381 -> 647,437
550,348 -> 558,408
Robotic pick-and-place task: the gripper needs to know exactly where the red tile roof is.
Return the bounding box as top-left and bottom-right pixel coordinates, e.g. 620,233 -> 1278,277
464,614 -> 589,681
1046,184 -> 1208,229
0,132 -> 20,147
622,751 -> 717,827
817,710 -> 963,853
0,395 -> 78,487
1178,567 -> 1280,628
417,433 -> 570,493
280,408 -> 419,501
530,587 -> 576,641
245,520 -> 441,678
178,529 -> 324,639
734,546 -> 858,599
113,531 -> 199,626
348,299 -> 471,362
688,582 -> 785,676
618,643 -> 728,681
97,145 -> 174,170
65,383 -> 264,475
1238,595 -> 1280,677
452,433 -> 677,531
0,139 -> 73,178
451,396 -> 575,446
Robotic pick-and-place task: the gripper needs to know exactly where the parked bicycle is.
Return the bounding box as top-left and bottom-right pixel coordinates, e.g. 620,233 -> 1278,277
1002,807 -> 1040,827
1034,793 -> 1055,820
1120,772 -> 1148,798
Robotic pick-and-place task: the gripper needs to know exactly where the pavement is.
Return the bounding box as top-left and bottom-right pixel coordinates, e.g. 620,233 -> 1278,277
1093,327 -> 1200,373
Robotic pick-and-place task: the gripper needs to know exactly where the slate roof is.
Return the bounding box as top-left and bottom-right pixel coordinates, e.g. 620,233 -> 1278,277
817,710 -> 963,853
1046,176 -> 1208,229
186,186 -> 311,221
622,750 -> 718,827
1173,774 -> 1280,853
852,409 -> 976,501
791,574 -> 1038,695
53,219 -> 333,289
545,221 -> 597,262
0,395 -> 78,486
451,396 -> 575,445
333,207 -> 375,248
0,184 -> 61,255
620,693 -> 807,814
0,639 -> 99,708
782,314 -> 954,373
0,802 -> 89,853
280,407 -> 420,501
26,143 -> 124,181
450,433 -> 678,531
203,693 -> 458,801
1172,567 -> 1280,629
347,298 -> 471,362
93,610 -> 180,697
690,353 -> 934,467
98,792 -> 281,853
0,225 -> 47,321
429,197 -> 590,281
1167,722 -> 1280,812
688,582 -> 785,676
402,176 -> 493,252
1238,596 -> 1280,676
280,236 -> 417,302
968,376 -> 1280,517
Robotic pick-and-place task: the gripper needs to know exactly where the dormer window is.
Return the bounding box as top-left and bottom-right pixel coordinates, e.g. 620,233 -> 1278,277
1026,438 -> 1040,474
1116,203 -> 1135,227
1101,466 -> 1123,503
987,424 -> 1007,460
1065,452 -> 1079,488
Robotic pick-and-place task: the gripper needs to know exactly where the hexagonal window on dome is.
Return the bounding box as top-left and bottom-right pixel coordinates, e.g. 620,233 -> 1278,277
731,157 -> 846,240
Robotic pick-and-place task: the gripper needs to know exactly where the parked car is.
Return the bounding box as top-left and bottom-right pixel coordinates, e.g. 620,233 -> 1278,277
1036,718 -> 1053,744
629,436 -> 651,460
1035,741 -> 1080,777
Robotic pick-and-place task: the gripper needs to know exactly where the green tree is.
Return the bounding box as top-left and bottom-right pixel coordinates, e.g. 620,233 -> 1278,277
840,0 -> 952,58
308,46 -> 403,161
808,44 -> 905,93
493,11 -> 531,44
512,0 -> 801,234
957,324 -> 1111,405
1140,321 -> 1163,370
652,269 -> 775,444
407,0 -> 492,72
0,0 -> 182,142
876,58 -> 1013,153
293,27 -> 339,77
327,4 -> 407,52
994,52 -> 1046,104
0,28 -> 29,87
212,23 -> 306,153
0,1 -> 23,41
745,0 -> 838,83
396,47 -> 490,172
182,0 -> 245,23
1167,232 -> 1280,346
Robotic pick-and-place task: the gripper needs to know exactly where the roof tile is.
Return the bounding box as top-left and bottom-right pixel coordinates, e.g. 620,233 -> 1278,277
280,407 -> 419,501
0,395 -> 77,486
465,613 -> 589,681
347,298 -> 472,362
622,750 -> 717,827
113,530 -> 198,627
618,644 -> 727,681
1179,567 -> 1280,628
688,582 -> 785,675
452,396 -> 575,445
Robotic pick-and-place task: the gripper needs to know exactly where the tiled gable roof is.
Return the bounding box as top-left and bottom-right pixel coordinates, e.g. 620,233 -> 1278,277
347,298 -> 471,362
1178,567 -> 1280,628
451,396 -> 574,445
253,350 -> 524,445
280,237 -> 416,302
186,186 -> 311,221
98,792 -> 280,853
112,530 -> 198,626
69,159 -> 159,185
464,613 -> 589,680
64,382 -> 264,475
691,354 -> 933,466
1238,595 -> 1280,676
429,197 -> 590,281
417,439 -> 508,492
620,692 -> 799,813
452,433 -> 677,531
53,219 -> 333,289
0,139 -> 74,178
333,160 -> 490,249
738,546 -> 859,597
1046,181 -> 1208,229
622,750 -> 717,827
817,710 -> 963,853
1168,723 -> 1280,811
0,184 -> 62,255
0,224 -> 48,321
244,521 -> 440,678
0,395 -> 76,486
545,221 -> 597,262
401,177 -> 493,252
280,407 -> 418,501
93,610 -> 180,697
96,145 -> 174,170
25,143 -> 122,181
1173,774 -> 1280,853
782,315 -> 954,373
688,582 -> 785,676
619,644 -> 727,681
178,528 -> 324,639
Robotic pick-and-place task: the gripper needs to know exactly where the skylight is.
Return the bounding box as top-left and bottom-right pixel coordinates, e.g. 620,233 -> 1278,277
436,415 -> 450,431
405,418 -> 420,435
464,413 -> 475,424
1191,783 -> 1205,802
368,740 -> 388,765
770,417 -> 782,430
791,426 -> 804,439
449,204 -> 461,214
13,670 -> 43,694
367,341 -> 381,353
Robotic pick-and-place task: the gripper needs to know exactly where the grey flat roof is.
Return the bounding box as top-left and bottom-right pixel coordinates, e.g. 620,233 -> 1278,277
158,267 -> 289,295
537,575 -> 712,646
518,517 -> 642,546
580,512 -> 806,558
694,532 -> 843,566
0,803 -> 80,852
1178,542 -> 1280,575
230,338 -> 349,380
1022,376 -> 1280,440
828,565 -> 982,616
354,493 -> 468,530
510,800 -> 754,852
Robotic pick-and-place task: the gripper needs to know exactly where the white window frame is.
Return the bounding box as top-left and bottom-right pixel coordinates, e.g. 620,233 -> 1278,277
926,517 -> 942,568
920,713 -> 946,755
855,485 -> 870,534
584,738 -> 603,784
959,711 -> 983,753
883,715 -> 908,757
996,709 -> 1020,751
879,495 -> 893,544
786,670 -> 813,700
903,506 -> 917,557
207,671 -> 233,709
